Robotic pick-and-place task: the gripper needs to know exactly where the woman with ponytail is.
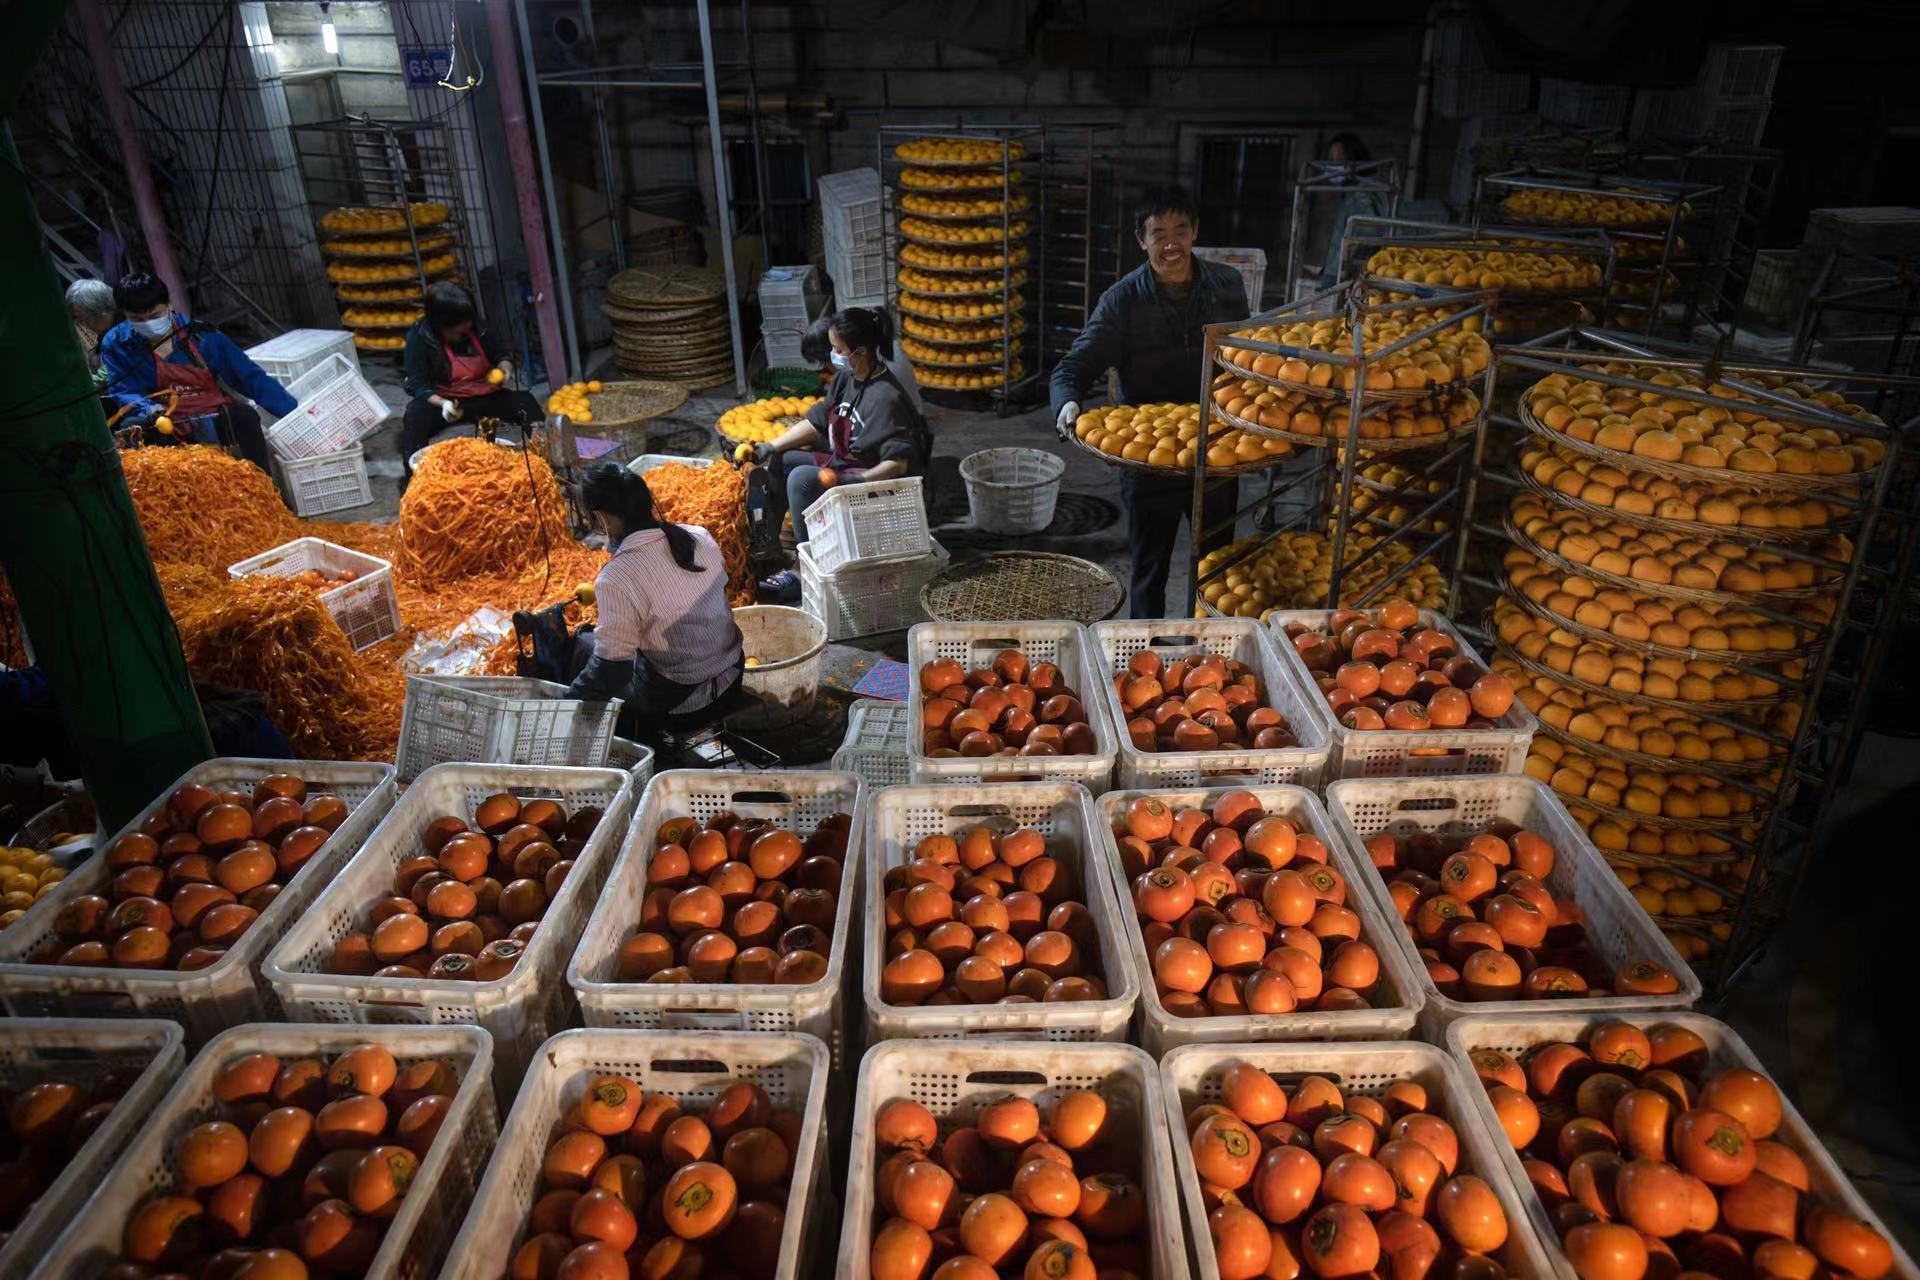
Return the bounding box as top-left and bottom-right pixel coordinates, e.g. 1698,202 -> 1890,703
754,306 -> 932,601
566,463 -> 745,733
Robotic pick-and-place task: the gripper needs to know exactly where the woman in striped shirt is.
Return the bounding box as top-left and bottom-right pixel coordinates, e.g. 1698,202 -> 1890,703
566,463 -> 745,736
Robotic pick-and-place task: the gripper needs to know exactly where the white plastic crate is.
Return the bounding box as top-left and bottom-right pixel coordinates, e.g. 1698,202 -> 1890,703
607,735 -> 657,787
839,1039 -> 1186,1280
0,1020 -> 185,1280
266,351 -> 391,459
246,327 -> 358,384
863,782 -> 1138,1044
227,534 -> 401,650
0,758 -> 395,1043
1160,1041 -> 1557,1280
437,1030 -> 831,1280
819,168 -> 884,253
395,675 -> 624,782
1324,774 -> 1702,1033
906,620 -> 1119,791
759,264 -> 825,326
1091,617 -> 1331,788
263,765 -> 634,1084
1092,785 -> 1423,1056
800,537 -> 947,641
827,248 -> 887,307
38,1023 -> 497,1280
568,771 -> 865,1066
1266,608 -> 1538,779
765,328 -> 808,367
1448,1011 -> 1920,1280
832,699 -> 918,790
272,440 -> 374,516
801,475 -> 930,573
1193,246 -> 1268,313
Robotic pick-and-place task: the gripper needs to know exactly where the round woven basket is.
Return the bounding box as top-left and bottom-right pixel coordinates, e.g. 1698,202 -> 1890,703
920,552 -> 1124,623
959,448 -> 1065,535
583,380 -> 689,430
1512,459 -> 1844,547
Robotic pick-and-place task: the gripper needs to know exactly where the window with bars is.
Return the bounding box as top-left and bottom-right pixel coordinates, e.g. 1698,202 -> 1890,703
1194,133 -> 1296,297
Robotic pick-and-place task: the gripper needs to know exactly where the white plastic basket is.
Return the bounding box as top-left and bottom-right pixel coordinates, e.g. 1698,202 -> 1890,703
907,620 -> 1120,791
227,534 -> 401,650
839,1039 -> 1187,1280
0,758 -> 396,1043
1160,1041 -> 1557,1280
267,351 -> 392,459
272,440 -> 374,516
798,537 -> 948,640
833,699 -> 917,790
1446,1011 -> 1920,1280
959,446 -> 1065,534
863,782 -> 1138,1044
802,476 -> 931,574
1092,785 -> 1423,1056
0,1019 -> 185,1280
246,327 -> 358,385
1193,246 -> 1268,313
819,168 -> 884,253
39,1023 -> 497,1280
395,675 -> 624,782
263,765 -> 634,1083
437,1029 -> 830,1280
759,264 -> 825,328
1323,774 -> 1702,1033
1090,617 -> 1331,788
607,735 -> 657,788
1266,609 -> 1539,779
569,771 -> 865,1066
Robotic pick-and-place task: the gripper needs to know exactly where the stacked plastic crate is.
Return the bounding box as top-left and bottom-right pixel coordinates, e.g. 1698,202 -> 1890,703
818,167 -> 885,309
759,264 -> 828,368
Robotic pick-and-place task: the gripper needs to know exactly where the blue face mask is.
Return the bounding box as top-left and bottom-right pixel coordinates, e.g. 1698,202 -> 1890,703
133,315 -> 174,340
829,350 -> 852,372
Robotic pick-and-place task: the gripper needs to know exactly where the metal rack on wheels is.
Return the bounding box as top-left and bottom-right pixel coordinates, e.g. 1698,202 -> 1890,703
1335,216 -> 1617,341
1036,124 -> 1126,373
1282,158 -> 1400,302
1181,280 -> 1498,620
1792,252 -> 1920,382
292,115 -> 477,356
1444,325 -> 1919,992
1476,167 -> 1721,337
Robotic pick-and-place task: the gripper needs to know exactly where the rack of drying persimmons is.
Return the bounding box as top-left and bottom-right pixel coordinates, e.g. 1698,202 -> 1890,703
1178,280 -> 1499,621
1449,324 -> 1920,993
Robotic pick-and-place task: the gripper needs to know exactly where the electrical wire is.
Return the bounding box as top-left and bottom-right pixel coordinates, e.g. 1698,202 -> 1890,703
123,0 -> 233,92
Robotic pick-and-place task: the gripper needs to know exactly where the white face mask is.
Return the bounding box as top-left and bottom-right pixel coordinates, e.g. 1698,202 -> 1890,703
829,350 -> 852,372
133,315 -> 173,340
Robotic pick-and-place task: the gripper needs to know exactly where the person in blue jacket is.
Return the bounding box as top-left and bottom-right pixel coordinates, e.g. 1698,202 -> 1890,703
100,272 -> 295,471
1049,184 -> 1253,618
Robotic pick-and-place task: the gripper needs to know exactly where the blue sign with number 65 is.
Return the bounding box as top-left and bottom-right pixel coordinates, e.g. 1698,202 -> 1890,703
401,47 -> 451,87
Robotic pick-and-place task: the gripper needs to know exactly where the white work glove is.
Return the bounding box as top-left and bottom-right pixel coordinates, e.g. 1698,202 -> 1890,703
441,398 -> 463,423
1054,400 -> 1080,442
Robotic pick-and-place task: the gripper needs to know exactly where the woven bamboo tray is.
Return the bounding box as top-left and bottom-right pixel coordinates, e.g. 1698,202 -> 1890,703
324,232 -> 456,259
1524,705 -> 1784,780
1489,633 -> 1797,715
1498,581 -> 1817,667
897,293 -> 1023,320
891,150 -> 1030,170
896,198 -> 1033,221
1516,397 -> 1877,496
1214,348 -> 1470,404
898,316 -> 1028,345
897,268 -> 1030,293
899,246 -> 1032,271
920,551 -> 1125,623
1066,428 -> 1293,479
1564,786 -> 1766,834
1501,515 -> 1842,609
1211,396 -> 1481,453
897,174 -> 1031,194
900,342 -> 1023,370
1512,459 -> 1846,546
582,379 -> 690,429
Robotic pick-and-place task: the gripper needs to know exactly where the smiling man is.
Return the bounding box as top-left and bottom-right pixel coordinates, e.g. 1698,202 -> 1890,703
1049,184 -> 1253,617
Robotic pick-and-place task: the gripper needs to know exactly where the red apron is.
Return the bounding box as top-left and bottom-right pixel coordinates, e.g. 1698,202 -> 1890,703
153,337 -> 231,418
437,341 -> 494,399
812,391 -> 875,478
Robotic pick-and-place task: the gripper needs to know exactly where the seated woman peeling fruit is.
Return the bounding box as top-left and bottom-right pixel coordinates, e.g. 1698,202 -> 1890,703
565,463 -> 746,740
752,306 -> 932,602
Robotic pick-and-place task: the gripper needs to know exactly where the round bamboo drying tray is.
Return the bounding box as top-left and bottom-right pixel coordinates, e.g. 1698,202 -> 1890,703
1563,787 -> 1768,835
921,552 -> 1125,624
899,342 -> 1024,370
1210,398 -> 1481,453
1496,584 -> 1817,667
1500,516 -> 1842,611
582,380 -> 690,430
1214,348 -> 1476,405
900,315 -> 1028,345
1512,461 -> 1845,547
1489,635 -> 1797,716
1516,398 -> 1876,496
323,232 -> 455,259
1065,429 -> 1294,479
1528,713 -> 1783,780
898,293 -> 1023,321
898,246 -> 1032,272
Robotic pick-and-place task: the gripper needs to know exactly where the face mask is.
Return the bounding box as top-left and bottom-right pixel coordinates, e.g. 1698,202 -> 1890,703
829,350 -> 852,372
133,315 -> 173,340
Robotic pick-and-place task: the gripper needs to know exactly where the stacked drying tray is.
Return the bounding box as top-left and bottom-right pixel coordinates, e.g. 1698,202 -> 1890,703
892,136 -> 1033,392
319,202 -> 459,353
1492,357 -> 1885,967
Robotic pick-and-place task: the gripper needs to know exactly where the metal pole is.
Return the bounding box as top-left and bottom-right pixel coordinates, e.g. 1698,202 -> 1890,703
697,0 -> 747,396
73,0 -> 189,312
1187,327 -> 1220,617
1404,2 -> 1437,200
578,0 -> 625,272
508,0 -> 581,377
739,0 -> 772,254
489,0 -> 570,381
